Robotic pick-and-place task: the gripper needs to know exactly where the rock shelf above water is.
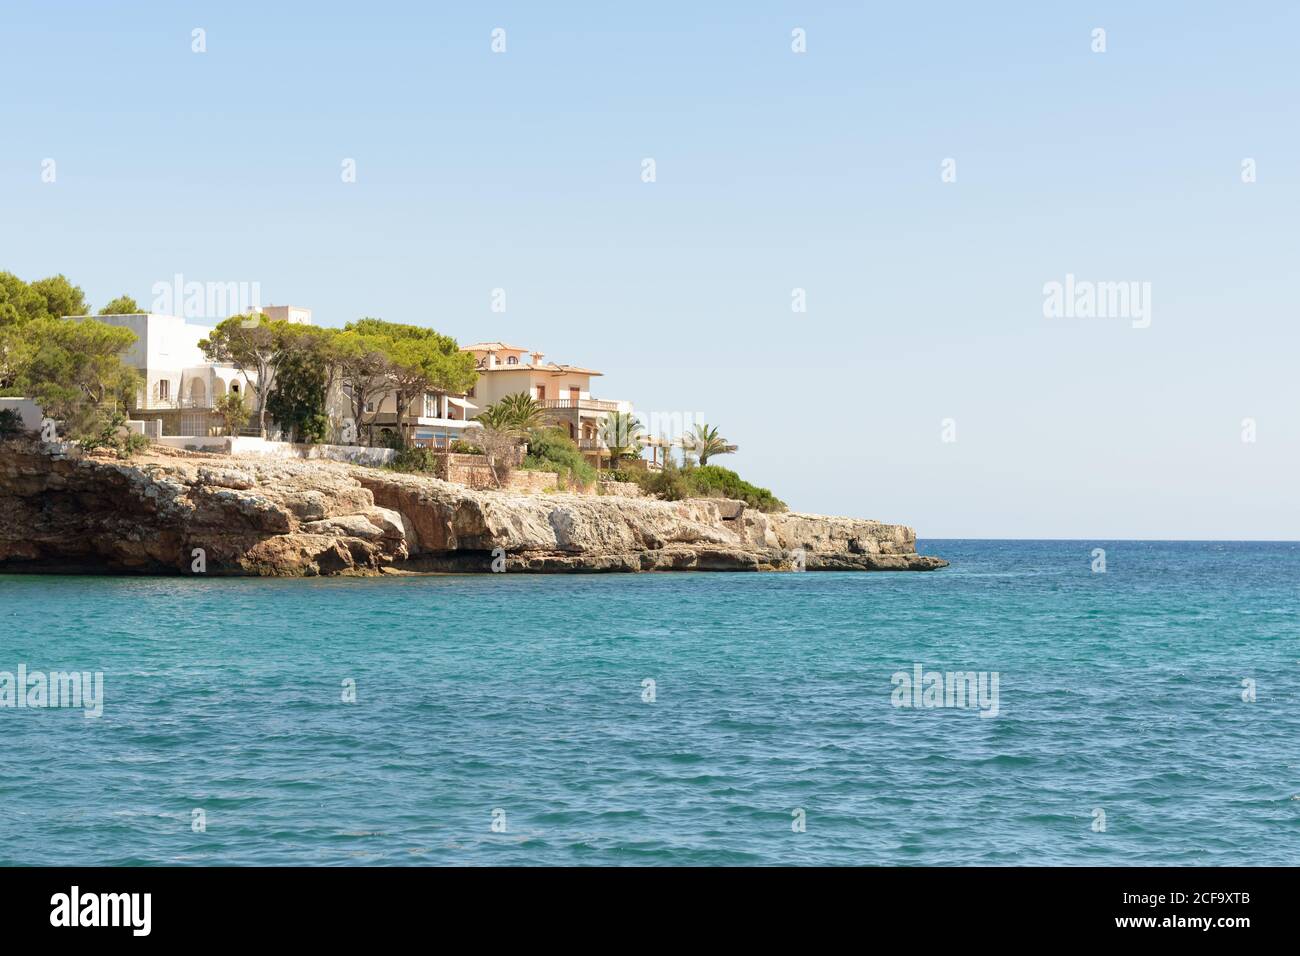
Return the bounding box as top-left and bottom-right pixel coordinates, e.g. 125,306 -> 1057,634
0,443 -> 947,576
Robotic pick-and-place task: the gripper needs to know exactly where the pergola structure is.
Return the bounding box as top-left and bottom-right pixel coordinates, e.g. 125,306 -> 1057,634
640,435 -> 681,470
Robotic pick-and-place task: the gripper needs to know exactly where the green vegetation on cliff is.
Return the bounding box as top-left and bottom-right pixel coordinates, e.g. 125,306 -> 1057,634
607,460 -> 786,513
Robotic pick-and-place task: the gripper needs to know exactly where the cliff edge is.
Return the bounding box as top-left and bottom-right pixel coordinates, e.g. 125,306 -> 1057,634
0,442 -> 947,575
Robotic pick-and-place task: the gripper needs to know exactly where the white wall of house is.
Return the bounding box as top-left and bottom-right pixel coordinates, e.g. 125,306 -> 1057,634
0,397 -> 45,430
152,436 -> 397,464
260,305 -> 313,324
79,313 -> 211,372
73,313 -> 212,406
73,313 -> 257,413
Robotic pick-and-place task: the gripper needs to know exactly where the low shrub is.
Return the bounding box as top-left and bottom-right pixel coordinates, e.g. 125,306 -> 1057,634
118,433 -> 151,459
74,411 -> 152,459
388,446 -> 441,473
622,459 -> 692,501
616,461 -> 787,512
523,427 -> 597,487
297,412 -> 330,444
0,408 -> 25,440
598,469 -> 637,483
685,464 -> 787,513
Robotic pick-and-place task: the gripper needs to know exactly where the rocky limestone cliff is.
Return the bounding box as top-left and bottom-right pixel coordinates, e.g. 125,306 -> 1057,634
0,441 -> 947,575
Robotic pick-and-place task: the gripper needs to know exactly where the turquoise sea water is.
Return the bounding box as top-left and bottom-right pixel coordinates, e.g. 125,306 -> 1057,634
1,540 -> 1297,866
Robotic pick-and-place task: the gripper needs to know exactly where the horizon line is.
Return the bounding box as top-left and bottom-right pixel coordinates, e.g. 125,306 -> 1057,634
915,537 -> 1300,543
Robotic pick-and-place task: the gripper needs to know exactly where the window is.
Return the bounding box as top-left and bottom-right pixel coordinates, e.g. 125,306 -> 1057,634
467,385 -> 475,398
158,379 -> 170,401
506,355 -> 519,365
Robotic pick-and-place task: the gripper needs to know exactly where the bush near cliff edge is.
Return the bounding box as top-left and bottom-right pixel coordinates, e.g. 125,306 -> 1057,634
609,461 -> 786,513
521,427 -> 597,488
686,464 -> 786,512
388,446 -> 441,473
0,408 -> 24,439
76,411 -> 151,459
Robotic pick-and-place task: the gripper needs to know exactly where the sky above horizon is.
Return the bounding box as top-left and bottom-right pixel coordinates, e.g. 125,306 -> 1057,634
2,2 -> 1296,538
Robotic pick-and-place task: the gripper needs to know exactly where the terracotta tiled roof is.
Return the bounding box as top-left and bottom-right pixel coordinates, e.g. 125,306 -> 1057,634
460,341 -> 530,353
473,360 -> 602,376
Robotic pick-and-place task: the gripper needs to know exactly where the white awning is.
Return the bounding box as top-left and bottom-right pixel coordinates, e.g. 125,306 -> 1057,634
446,396 -> 478,411
413,417 -> 482,429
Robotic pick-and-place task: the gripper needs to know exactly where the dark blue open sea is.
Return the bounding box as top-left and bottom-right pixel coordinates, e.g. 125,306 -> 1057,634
1,540 -> 1296,866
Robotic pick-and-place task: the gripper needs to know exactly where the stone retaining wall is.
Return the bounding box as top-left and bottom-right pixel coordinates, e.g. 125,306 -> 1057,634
152,436 -> 398,466
598,480 -> 644,497
505,469 -> 560,493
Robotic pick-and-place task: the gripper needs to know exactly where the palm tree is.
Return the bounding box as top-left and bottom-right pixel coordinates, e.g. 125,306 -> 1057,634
497,392 -> 546,431
600,411 -> 644,470
685,422 -> 736,465
474,402 -> 526,489
477,401 -> 520,436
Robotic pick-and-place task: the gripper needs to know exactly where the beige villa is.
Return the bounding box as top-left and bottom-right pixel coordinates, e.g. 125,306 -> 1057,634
460,342 -> 635,466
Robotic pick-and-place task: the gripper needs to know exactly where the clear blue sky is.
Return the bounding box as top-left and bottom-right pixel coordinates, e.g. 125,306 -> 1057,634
2,2 -> 1296,538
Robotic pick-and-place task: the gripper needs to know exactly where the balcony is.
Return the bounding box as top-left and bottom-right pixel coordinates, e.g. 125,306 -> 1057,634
132,398 -> 214,412
540,398 -> 620,413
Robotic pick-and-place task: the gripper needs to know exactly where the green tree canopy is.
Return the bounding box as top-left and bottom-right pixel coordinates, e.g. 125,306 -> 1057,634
20,317 -> 138,436
267,335 -> 330,443
346,318 -> 476,390
0,323 -> 35,390
98,294 -> 142,315
335,327 -> 394,443
0,271 -> 90,325
199,314 -> 285,436
28,274 -> 90,320
268,324 -> 346,441
0,272 -> 44,326
341,318 -> 477,441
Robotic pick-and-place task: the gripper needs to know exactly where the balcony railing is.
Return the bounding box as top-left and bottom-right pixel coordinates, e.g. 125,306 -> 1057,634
540,398 -> 620,413
411,436 -> 455,450
577,438 -> 609,451
132,398 -> 214,412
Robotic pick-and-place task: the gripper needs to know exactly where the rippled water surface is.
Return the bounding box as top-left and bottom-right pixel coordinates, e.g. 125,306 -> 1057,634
1,540 -> 1297,865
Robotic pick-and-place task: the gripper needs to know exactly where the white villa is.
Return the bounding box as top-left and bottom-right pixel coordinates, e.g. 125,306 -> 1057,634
73,306 -> 315,436
460,341 -> 634,466
71,311 -> 253,436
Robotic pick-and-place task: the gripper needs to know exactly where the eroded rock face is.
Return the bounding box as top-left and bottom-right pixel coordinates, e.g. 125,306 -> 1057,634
0,441 -> 947,576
